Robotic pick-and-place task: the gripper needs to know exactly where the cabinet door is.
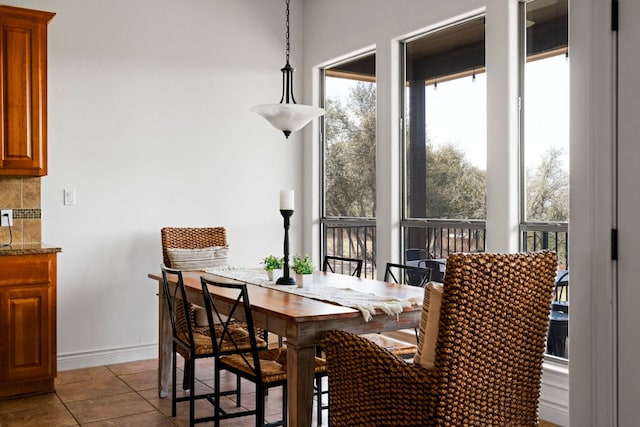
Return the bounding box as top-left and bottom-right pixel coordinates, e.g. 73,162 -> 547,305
0,284 -> 55,382
0,6 -> 54,176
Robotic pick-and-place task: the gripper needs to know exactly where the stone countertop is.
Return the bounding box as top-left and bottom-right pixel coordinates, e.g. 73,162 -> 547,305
0,243 -> 62,256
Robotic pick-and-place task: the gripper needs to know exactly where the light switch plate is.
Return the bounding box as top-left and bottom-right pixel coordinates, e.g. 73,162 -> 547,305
0,209 -> 13,227
64,188 -> 76,206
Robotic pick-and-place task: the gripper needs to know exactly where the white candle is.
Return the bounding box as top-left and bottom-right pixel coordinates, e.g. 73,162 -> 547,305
280,190 -> 294,210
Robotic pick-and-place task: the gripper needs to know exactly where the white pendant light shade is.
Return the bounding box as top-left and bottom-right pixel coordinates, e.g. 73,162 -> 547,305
252,0 -> 324,139
251,103 -> 325,137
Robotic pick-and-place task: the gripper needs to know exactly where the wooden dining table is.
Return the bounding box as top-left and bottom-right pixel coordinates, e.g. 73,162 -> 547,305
148,270 -> 423,427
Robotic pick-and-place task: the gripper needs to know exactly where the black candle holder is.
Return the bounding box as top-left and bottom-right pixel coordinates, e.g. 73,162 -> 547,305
276,209 -> 296,286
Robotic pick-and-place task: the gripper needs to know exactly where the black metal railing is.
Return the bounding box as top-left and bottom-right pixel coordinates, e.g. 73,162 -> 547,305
322,218 -> 569,361
322,219 -> 489,278
521,223 -> 570,360
521,222 -> 569,270
321,218 -> 569,280
402,220 -> 487,260
322,218 -> 377,278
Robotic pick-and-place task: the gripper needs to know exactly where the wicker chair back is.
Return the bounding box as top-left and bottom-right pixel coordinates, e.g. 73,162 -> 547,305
161,226 -> 227,267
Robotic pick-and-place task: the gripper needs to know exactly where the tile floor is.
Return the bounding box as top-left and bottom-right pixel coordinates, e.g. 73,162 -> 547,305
0,356 -> 326,426
0,356 -> 560,427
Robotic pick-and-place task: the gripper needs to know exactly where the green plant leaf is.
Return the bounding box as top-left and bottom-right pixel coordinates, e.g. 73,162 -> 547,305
292,254 -> 314,274
261,255 -> 284,271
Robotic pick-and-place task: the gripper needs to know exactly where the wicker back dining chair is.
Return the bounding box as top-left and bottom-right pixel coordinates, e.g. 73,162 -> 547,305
160,227 -> 268,387
160,227 -> 228,388
160,226 -> 229,333
319,251 -> 558,427
161,226 -> 228,268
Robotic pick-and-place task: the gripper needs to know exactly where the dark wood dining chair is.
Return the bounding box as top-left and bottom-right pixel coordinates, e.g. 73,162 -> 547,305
200,276 -> 328,427
418,259 -> 446,283
322,255 -> 363,277
161,265 -> 249,426
321,256 -> 418,359
384,262 -> 433,342
384,262 -> 433,288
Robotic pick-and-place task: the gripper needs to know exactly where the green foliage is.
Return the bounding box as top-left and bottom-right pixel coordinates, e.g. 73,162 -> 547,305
261,255 -> 284,271
424,143 -> 487,219
291,255 -> 314,275
526,147 -> 569,221
324,82 -> 376,218
323,79 -> 567,228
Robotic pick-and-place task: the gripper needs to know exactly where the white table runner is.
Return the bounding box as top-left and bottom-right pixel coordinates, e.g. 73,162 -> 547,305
204,267 -> 422,322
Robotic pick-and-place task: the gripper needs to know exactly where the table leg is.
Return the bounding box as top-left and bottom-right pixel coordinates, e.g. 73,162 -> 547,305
158,280 -> 171,398
286,336 -> 316,427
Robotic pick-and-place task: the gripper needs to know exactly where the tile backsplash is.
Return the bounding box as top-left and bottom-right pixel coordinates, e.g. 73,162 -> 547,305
0,177 -> 41,244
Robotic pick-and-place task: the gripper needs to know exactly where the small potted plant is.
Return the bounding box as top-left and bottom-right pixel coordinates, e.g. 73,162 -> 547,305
262,255 -> 284,281
292,254 -> 314,288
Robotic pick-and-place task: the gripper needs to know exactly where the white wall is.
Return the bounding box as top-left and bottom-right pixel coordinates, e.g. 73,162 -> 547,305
4,0 -> 308,368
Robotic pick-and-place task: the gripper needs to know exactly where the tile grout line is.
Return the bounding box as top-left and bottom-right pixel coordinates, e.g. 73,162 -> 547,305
57,393 -> 82,427
104,364 -> 180,426
57,366 -> 161,426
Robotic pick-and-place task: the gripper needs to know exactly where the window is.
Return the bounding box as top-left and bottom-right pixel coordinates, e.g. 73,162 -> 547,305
519,0 -> 569,360
402,17 -> 487,261
321,53 -> 377,277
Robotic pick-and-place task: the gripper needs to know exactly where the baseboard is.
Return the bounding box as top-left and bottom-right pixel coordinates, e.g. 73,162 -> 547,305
57,343 -> 158,371
384,330 -> 570,426
539,361 -> 570,426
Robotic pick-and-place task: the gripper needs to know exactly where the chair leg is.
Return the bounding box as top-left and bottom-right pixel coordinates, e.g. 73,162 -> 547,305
236,374 -> 241,407
315,377 -> 322,426
256,385 -> 265,427
214,360 -> 221,427
172,347 -> 178,417
183,358 -> 191,390
189,358 -> 196,427
282,384 -> 288,427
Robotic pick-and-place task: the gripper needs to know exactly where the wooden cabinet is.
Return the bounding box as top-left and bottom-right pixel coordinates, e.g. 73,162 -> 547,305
0,6 -> 55,176
0,252 -> 57,398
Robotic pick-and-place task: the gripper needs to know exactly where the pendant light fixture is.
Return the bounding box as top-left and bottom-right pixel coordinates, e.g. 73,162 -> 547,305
251,0 -> 325,138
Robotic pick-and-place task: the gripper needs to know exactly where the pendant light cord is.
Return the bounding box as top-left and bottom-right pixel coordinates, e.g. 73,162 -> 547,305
250,0 -> 325,138
285,0 -> 290,64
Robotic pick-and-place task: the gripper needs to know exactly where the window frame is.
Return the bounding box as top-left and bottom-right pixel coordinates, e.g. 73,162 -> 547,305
319,51 -> 378,277
518,0 -> 570,362
399,14 -> 488,263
